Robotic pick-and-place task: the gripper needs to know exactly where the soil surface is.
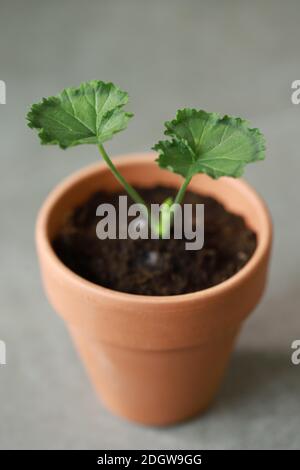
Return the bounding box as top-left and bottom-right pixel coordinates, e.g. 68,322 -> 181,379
53,186 -> 257,296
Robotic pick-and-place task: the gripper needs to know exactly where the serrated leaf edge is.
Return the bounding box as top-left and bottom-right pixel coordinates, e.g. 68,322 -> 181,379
26,80 -> 133,149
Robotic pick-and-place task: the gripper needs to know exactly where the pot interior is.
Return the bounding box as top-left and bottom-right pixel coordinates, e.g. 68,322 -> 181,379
44,155 -> 269,249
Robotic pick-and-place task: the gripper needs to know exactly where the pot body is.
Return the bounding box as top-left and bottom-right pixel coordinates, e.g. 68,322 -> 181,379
36,153 -> 272,425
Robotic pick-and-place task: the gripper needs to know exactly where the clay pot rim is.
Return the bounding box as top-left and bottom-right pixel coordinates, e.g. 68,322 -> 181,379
36,152 -> 272,305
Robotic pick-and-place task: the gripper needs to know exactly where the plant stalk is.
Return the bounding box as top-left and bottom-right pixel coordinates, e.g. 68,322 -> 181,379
98,144 -> 149,216
158,175 -> 192,236
98,145 -> 192,238
173,175 -> 192,206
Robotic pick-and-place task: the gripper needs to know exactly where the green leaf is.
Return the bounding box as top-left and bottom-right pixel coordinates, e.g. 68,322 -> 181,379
27,80 -> 133,149
154,109 -> 265,179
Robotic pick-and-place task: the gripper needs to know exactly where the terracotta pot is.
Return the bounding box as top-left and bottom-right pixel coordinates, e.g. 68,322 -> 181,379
36,153 -> 272,426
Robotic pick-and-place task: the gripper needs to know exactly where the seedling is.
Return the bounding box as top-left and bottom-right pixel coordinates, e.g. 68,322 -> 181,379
27,80 -> 265,235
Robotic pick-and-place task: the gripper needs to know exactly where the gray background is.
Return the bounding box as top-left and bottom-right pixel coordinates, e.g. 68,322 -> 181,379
0,0 -> 299,449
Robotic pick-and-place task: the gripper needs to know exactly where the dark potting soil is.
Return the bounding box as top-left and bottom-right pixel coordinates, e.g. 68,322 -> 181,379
53,186 -> 257,296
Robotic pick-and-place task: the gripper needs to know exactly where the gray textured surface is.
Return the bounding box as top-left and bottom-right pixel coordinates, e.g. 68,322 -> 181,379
0,0 -> 299,450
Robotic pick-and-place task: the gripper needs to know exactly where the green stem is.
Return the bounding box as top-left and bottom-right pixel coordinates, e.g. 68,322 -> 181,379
98,145 -> 192,238
173,175 -> 192,206
98,144 -> 149,217
159,175 -> 192,236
